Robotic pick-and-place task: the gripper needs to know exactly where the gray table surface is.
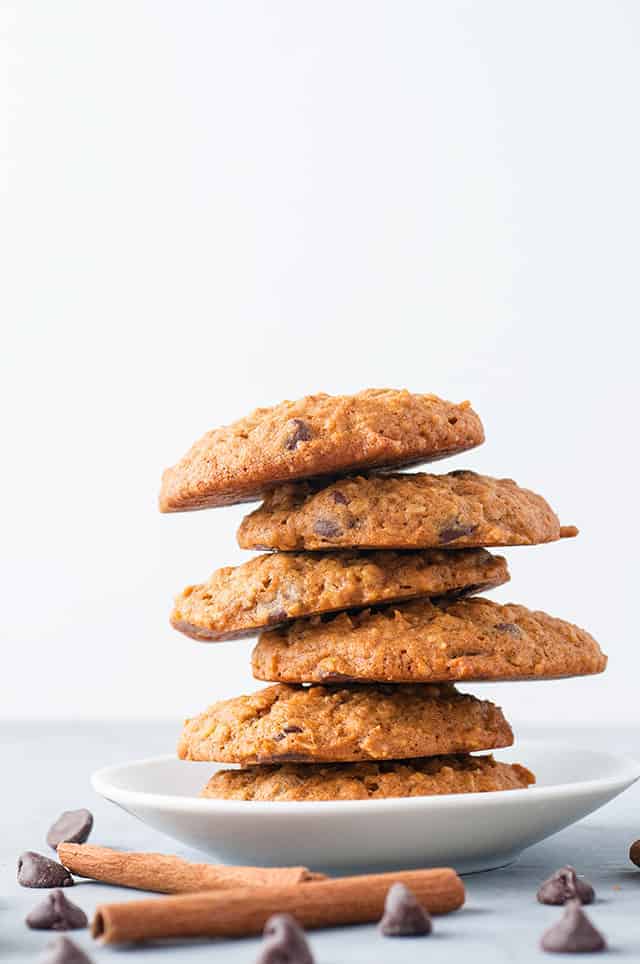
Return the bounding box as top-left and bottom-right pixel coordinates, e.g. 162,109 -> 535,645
3,721 -> 640,963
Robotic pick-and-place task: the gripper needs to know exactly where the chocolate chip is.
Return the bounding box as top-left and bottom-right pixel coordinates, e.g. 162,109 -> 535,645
26,890 -> 87,930
285,419 -> 312,451
46,809 -> 93,850
379,882 -> 432,936
495,622 -> 522,636
540,900 -> 605,953
537,866 -> 595,905
313,518 -> 343,539
437,582 -> 488,602
274,725 -> 304,741
38,935 -> 94,964
267,608 -> 289,626
438,522 -> 477,544
331,490 -> 350,505
630,840 -> 640,867
18,852 -> 74,889
257,913 -> 314,964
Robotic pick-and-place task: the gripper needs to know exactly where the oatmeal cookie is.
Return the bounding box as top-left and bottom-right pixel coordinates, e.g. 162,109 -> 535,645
177,682 -> 513,765
160,390 -> 484,511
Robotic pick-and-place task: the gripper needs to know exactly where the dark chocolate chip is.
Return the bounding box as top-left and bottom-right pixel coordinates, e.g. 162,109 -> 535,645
285,419 -> 312,451
379,882 -> 432,937
438,522 -> 477,544
318,672 -> 360,683
436,582 -> 490,603
537,866 -> 595,905
331,490 -> 350,505
313,518 -> 343,539
540,900 -> 605,953
257,752 -> 310,763
257,913 -> 314,964
274,725 -> 304,741
26,890 -> 88,930
38,935 -> 94,964
630,839 -> 640,867
267,608 -> 289,626
447,470 -> 475,478
495,622 -> 522,637
46,809 -> 93,850
18,852 -> 74,889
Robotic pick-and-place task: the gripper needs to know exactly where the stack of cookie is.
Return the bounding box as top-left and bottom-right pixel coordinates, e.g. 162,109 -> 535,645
161,389 -> 606,803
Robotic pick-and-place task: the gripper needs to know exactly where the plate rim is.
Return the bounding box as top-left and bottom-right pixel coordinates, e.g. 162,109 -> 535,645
91,740 -> 640,816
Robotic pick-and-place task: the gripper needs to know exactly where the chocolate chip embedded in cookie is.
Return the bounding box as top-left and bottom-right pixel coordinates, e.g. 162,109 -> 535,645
171,548 -> 509,642
177,683 -> 514,765
238,471 -> 578,551
159,390 -> 484,511
252,597 -> 607,684
199,754 -> 536,801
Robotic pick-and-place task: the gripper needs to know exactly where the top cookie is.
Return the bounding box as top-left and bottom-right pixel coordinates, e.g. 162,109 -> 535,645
159,390 -> 484,511
238,470 -> 579,551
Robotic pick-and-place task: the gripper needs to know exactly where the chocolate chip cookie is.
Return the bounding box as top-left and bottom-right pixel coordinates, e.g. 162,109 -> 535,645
252,597 -> 607,684
159,390 -> 484,511
200,754 -> 535,801
177,682 -> 513,765
238,470 -> 579,551
171,548 -> 509,642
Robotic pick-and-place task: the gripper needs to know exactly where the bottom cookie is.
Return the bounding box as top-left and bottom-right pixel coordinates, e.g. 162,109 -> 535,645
200,754 -> 535,802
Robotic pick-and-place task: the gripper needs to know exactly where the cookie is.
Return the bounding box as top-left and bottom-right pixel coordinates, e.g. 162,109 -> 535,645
252,597 -> 607,684
159,390 -> 484,511
177,682 -> 513,765
171,548 -> 509,642
238,470 -> 579,551
200,754 -> 535,801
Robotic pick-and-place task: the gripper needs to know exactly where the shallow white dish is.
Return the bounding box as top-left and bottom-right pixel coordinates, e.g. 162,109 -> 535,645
92,742 -> 640,874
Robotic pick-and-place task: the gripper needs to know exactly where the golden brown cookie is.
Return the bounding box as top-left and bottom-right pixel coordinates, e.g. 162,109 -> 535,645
252,597 -> 607,684
171,548 -> 509,642
177,683 -> 513,765
238,470 -> 579,551
159,390 -> 484,511
200,754 -> 535,801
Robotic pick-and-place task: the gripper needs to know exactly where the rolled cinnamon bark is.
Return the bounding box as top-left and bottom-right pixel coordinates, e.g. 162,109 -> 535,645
58,844 -> 324,893
93,868 -> 464,944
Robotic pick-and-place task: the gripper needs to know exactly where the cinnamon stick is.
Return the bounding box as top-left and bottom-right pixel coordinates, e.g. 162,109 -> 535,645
92,868 -> 464,944
58,844 -> 324,893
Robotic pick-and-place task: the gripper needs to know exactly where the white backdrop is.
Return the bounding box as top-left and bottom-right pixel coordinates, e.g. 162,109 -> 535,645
2,1 -> 638,725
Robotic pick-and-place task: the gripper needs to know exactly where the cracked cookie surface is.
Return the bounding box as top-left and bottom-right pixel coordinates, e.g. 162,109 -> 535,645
177,682 -> 513,765
171,548 -> 509,642
237,470 -> 578,551
252,597 -> 607,684
160,390 -> 484,511
200,754 -> 535,801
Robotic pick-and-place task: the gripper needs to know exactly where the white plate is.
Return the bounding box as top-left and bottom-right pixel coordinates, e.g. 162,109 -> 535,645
92,742 -> 640,874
